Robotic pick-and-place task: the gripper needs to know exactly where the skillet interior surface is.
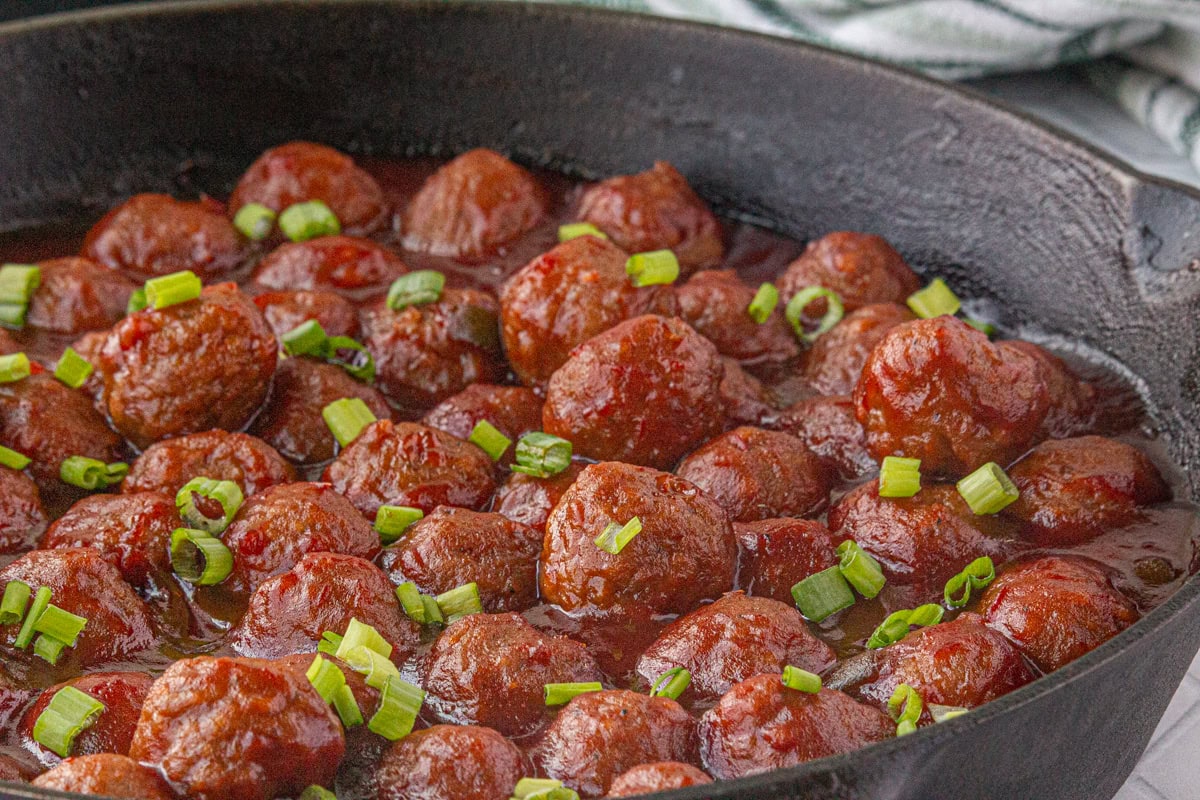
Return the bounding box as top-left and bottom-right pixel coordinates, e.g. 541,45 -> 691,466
1,2 -> 1200,799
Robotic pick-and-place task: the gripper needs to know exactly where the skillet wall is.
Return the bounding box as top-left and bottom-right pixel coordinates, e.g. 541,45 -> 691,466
1,3 -> 1199,800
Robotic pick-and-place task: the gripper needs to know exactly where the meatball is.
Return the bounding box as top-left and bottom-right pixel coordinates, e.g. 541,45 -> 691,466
676,270 -> 799,365
854,316 -> 1050,476
423,612 -> 603,737
675,426 -> 832,522
423,384 -> 544,470
0,753 -> 31,783
26,257 -> 137,335
699,676 -> 893,779
534,690 -> 698,797
323,420 -> 496,518
123,430 -> 295,498
401,148 -> 547,259
68,329 -> 110,405
499,235 -> 677,387
83,193 -> 245,280
249,357 -> 392,465
576,161 -> 723,273
254,289 -> 361,338
40,492 -> 178,587
252,236 -> 407,295
718,357 -> 777,428
734,518 -> 839,605
0,548 -> 155,667
96,282 -> 278,447
374,724 -> 525,800
540,462 -> 736,614
543,315 -> 725,470
0,466 -> 44,554
1003,436 -> 1169,546
230,553 -> 419,663
380,506 -> 541,613
32,754 -> 174,800
636,592 -> 835,701
361,289 -> 505,414
980,555 -> 1139,672
223,482 -> 380,592
606,763 -> 712,797
129,656 -> 344,800
494,462 -> 585,532
767,395 -> 875,480
21,672 -> 154,764
229,140 -> 388,234
999,340 -> 1095,438
804,303 -> 914,396
776,232 -> 919,311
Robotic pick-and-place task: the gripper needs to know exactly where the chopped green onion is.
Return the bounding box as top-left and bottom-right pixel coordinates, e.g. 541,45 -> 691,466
836,540 -> 886,599
343,644 -> 401,690
368,676 -> 424,741
32,605 -> 87,647
558,222 -> 608,242
906,603 -> 945,627
593,517 -> 642,555
105,461 -> 129,484
878,456 -> 922,498
0,445 -> 30,471
468,420 -> 512,462
175,477 -> 244,534
32,685 -> 105,758
513,778 -> 580,800
0,353 -> 31,384
298,786 -> 338,800
544,682 -> 603,706
963,318 -> 995,336
13,586 -> 51,649
0,304 -> 26,328
335,618 -> 394,662
333,683 -> 363,728
317,630 -> 343,656
649,667 -> 691,700
791,566 -> 855,622
144,270 -> 202,310
511,432 -> 572,478
53,348 -> 93,389
169,528 -> 233,586
785,286 -> 844,343
375,506 -> 423,546
306,655 -> 347,703
780,665 -> 822,694
279,200 -> 341,242
33,634 -> 67,665
0,264 -> 39,305
957,462 -> 1019,515
387,270 -> 445,311
435,582 -> 482,623
325,336 -> 376,383
906,278 -> 961,319
0,581 -> 31,626
929,703 -> 969,723
282,320 -> 329,357
943,556 -> 996,608
888,683 -> 923,737
867,605 -> 944,649
746,282 -> 780,324
322,398 -> 377,448
60,456 -> 127,490
126,288 -> 147,315
233,203 -> 277,241
625,250 -> 680,287
395,582 -> 444,626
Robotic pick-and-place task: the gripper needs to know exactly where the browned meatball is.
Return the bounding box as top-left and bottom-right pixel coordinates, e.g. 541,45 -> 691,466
249,358 -> 392,465
401,148 -> 547,259
40,492 -> 178,587
230,553 -> 419,662
0,466 -> 44,554
229,140 -> 388,234
0,548 -> 155,667
534,690 -> 698,797
223,482 -> 380,592
374,723 -> 525,800
718,357 -> 777,427
252,236 -> 407,295
130,656 -> 344,800
768,395 -> 875,480
675,426 -> 832,522
1003,436 -> 1169,546
69,329 -> 110,405
540,462 -> 736,614
32,754 -> 175,800
676,270 -> 799,365
424,612 -> 603,737
734,518 -> 838,605
854,316 -> 1050,477
606,763 -> 712,797
26,257 -> 137,334
20,672 -> 154,765
776,232 -> 919,311
323,420 -> 496,518
999,340 -> 1095,438
804,303 -> 914,396
636,592 -> 835,701
543,315 -> 724,470
0,753 -> 32,783
980,555 -> 1139,672
379,506 -> 541,613
83,194 -> 245,280
96,282 -> 278,448
499,235 -> 677,387
123,430 -> 295,498
493,461 -> 585,532
253,289 -> 361,338
699,676 -> 893,779
423,384 -> 544,470
361,289 -> 505,414
576,161 -> 723,273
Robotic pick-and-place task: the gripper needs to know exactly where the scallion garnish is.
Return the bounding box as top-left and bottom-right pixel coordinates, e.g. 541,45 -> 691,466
836,540 -> 886,599
126,288 -> 147,315
889,683 -> 924,736
878,456 -> 922,498
325,335 -> 376,383
963,318 -> 995,336
298,786 -> 338,800
468,420 -> 512,462
13,586 -> 50,649
435,582 -> 482,623
317,630 -> 344,656
375,506 -> 423,546
282,319 -> 329,357
169,528 -> 234,586
943,556 -> 996,608
233,203 -> 277,241
625,250 -> 680,287
386,270 -> 445,311
511,432 -> 572,478
33,634 -> 67,665
342,645 -> 401,691
593,517 -> 642,555
0,581 -> 31,626
0,353 -> 31,384
59,456 -> 128,490
306,654 -> 347,703
512,778 -> 581,800
957,462 -> 1019,515
333,683 -> 363,729
558,222 -> 608,242
368,676 -> 424,741
785,286 -> 844,343
53,348 -> 93,389
144,270 -> 202,310
746,282 -> 780,324
322,398 -> 377,448
780,665 -> 822,694
906,278 -> 961,319
0,445 -> 30,472
929,703 -> 969,723
32,605 -> 87,647
0,264 -> 39,329
395,582 -> 444,626
334,618 -> 394,662
649,667 -> 691,700
175,477 -> 244,534
791,566 -> 855,622
544,682 -> 603,706
279,200 -> 341,242
31,686 -> 105,758
867,604 -> 944,650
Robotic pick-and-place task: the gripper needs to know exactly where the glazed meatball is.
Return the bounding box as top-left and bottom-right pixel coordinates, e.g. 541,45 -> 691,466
423,612 -> 603,737
229,140 -> 388,234
323,420 -> 496,518
68,329 -> 110,405
0,753 -> 31,783
636,592 -> 835,701
249,357 -> 392,465
980,555 -> 1140,672
776,232 -> 919,311
40,492 -> 178,587
423,384 -> 544,470
380,506 -> 542,613
32,754 -> 174,800
804,302 -> 914,396
223,482 -> 380,592
123,430 -> 295,497
606,763 -> 712,797
1000,340 -> 1095,438
718,357 -> 777,427
675,426 -> 832,522
540,462 -> 736,614
499,235 -> 677,387
854,316 -> 1050,476
230,553 -> 419,662
494,462 -> 585,532
734,518 -> 839,605
361,288 -> 505,414
401,148 -> 547,259
129,656 -> 344,800
534,690 -> 698,797
83,193 -> 245,280
254,289 -> 361,338
96,282 -> 278,447
374,724 -> 525,800
543,315 -> 725,470
1003,436 -> 1169,546
21,672 -> 154,764
26,257 -> 137,334
699,676 -> 893,779
0,466 -> 44,554
675,270 -> 799,365
768,395 -> 875,480
576,161 -> 723,273
252,236 -> 407,295
0,549 -> 155,667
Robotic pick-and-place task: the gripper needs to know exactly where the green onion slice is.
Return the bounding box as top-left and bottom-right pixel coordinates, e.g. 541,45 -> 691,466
435,582 -> 482,623
298,786 -> 338,800
512,778 -> 581,800
544,681 -> 603,706
0,264 -> 40,305
906,603 -> 944,627
943,556 -> 996,608
558,222 -> 608,242
593,517 -> 642,555
387,270 -> 445,311
747,282 -> 780,324
333,683 -> 363,729
169,528 -> 234,586
888,683 -> 924,737
868,604 -> 944,650
791,566 -> 855,622
282,319 -> 329,357
963,318 -> 995,336
0,445 -> 31,472
317,631 -> 344,656
780,665 -> 822,694
649,667 -> 691,700
625,250 -> 680,287
468,419 -> 512,462
0,303 -> 26,329
14,585 -> 51,649
32,685 -> 105,758
878,456 -> 922,498
836,540 -> 886,599
957,462 -> 1019,515
325,336 -> 376,383
33,633 -> 67,665
343,645 -> 402,691
929,703 -> 969,723
126,288 -> 148,315
175,477 -> 244,534
368,676 -> 425,741
0,581 -> 31,626
54,348 -> 94,389
0,353 -> 31,384
306,655 -> 347,703
511,432 -> 572,478
395,582 -> 445,626
335,618 -> 394,662
322,398 -> 377,448
906,278 -> 961,319
144,270 -> 202,310
33,604 -> 87,647
785,286 -> 844,343
279,200 -> 341,242
60,456 -> 127,490
375,506 -> 423,546
234,203 -> 277,241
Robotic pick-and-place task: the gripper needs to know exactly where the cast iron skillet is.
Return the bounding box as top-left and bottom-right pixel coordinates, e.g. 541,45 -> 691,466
1,2 -> 1200,799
